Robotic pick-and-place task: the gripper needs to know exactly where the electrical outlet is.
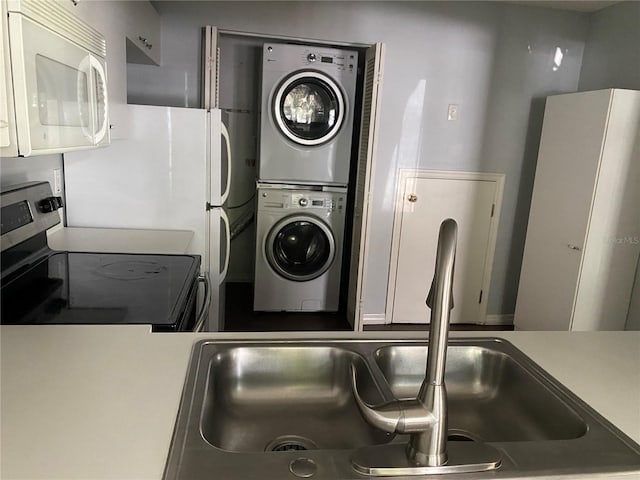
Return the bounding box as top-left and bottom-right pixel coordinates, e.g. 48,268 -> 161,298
447,104 -> 459,121
53,168 -> 62,194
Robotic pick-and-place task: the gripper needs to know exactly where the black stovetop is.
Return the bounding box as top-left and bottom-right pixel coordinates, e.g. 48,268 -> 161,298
1,249 -> 200,327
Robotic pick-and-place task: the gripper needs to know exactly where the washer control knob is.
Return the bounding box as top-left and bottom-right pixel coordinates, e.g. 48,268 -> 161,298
299,197 -> 309,207
307,53 -> 317,62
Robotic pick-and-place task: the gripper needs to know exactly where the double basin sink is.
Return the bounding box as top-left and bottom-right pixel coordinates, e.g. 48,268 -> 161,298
164,338 -> 640,478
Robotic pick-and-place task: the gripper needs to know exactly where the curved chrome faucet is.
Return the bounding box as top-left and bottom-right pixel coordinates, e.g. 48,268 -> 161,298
352,218 -> 457,467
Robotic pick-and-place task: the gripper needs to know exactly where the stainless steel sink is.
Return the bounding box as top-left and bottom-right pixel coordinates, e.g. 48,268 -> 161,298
200,346 -> 390,452
164,338 -> 640,479
375,345 -> 587,442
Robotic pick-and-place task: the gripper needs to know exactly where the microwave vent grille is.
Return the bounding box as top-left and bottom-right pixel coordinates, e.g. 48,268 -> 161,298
8,0 -> 106,58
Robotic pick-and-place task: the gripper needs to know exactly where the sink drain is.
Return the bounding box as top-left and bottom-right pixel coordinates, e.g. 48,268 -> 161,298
273,442 -> 308,452
447,430 -> 479,442
265,435 -> 318,452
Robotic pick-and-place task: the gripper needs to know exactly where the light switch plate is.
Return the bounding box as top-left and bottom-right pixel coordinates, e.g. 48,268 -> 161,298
447,104 -> 459,121
53,168 -> 62,194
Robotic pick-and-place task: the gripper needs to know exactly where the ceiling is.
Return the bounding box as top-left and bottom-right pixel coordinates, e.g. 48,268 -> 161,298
503,1 -> 621,12
151,0 -> 622,14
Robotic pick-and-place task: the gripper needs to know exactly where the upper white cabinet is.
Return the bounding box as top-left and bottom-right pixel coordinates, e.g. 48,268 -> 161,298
0,0 -> 17,157
123,1 -> 161,66
515,89 -> 640,331
60,0 -> 161,139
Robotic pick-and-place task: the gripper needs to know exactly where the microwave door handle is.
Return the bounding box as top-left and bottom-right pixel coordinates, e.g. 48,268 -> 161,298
220,122 -> 231,205
76,56 -> 94,142
90,55 -> 109,144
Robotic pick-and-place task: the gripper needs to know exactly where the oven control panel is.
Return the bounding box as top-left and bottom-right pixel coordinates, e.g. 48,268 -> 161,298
0,181 -> 62,252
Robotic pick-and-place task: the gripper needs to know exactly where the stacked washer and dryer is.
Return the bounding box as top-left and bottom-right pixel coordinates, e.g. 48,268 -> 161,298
254,43 -> 358,312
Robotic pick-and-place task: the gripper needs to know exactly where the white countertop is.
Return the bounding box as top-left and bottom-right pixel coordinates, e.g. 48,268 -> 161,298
47,227 -> 194,254
1,327 -> 638,479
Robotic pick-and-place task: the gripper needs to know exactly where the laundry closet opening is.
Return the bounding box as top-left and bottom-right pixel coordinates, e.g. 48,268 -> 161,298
215,30 -> 369,332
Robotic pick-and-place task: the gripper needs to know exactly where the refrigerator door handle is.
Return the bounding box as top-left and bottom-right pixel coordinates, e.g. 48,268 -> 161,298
193,272 -> 212,332
221,122 -> 232,205
219,208 -> 231,284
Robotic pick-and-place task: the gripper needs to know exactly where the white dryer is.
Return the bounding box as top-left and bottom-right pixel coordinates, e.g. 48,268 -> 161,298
254,185 -> 347,312
259,43 -> 358,187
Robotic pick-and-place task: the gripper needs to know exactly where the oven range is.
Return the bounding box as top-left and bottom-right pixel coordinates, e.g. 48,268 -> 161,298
1,182 -> 203,332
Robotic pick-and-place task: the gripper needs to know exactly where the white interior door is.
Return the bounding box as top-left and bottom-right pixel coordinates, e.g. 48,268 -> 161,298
387,171 -> 503,325
347,42 -> 385,331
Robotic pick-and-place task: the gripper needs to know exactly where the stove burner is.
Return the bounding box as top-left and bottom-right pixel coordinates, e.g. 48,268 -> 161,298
97,260 -> 168,280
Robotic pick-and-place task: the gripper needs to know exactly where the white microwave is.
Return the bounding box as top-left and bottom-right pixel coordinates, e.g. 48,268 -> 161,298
6,0 -> 109,156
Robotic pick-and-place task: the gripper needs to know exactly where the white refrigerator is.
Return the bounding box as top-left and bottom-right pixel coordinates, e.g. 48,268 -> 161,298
63,105 -> 231,331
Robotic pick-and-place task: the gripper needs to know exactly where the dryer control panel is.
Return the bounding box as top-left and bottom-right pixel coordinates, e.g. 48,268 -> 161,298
302,49 -> 356,72
263,43 -> 357,74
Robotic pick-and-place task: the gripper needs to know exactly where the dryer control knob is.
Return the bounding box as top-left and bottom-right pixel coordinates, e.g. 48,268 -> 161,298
299,198 -> 309,207
307,53 -> 317,62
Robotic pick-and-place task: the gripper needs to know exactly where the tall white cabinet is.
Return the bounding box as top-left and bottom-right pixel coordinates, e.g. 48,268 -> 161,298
515,89 -> 640,331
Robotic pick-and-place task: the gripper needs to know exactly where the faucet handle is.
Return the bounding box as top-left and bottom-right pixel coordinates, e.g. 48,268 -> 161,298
350,365 -> 402,433
350,365 -> 434,435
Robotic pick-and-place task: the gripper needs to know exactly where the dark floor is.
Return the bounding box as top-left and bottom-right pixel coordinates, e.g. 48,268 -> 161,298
223,283 -> 351,331
223,283 -> 514,332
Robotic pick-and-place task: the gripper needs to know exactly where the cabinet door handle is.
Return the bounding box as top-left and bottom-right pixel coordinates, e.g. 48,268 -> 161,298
138,36 -> 153,50
407,194 -> 418,203
567,244 -> 581,251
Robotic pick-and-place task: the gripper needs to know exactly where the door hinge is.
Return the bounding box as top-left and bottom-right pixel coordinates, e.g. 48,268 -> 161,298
490,204 -> 495,217
478,290 -> 483,303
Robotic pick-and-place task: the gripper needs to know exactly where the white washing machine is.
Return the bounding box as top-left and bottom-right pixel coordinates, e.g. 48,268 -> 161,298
253,185 -> 347,312
259,43 -> 359,187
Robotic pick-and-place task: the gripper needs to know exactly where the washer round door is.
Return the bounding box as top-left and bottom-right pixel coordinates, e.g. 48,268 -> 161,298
273,71 -> 345,146
266,215 -> 336,281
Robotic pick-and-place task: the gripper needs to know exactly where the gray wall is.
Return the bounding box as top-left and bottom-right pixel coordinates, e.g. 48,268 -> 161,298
579,1 -> 640,91
0,155 -> 63,193
143,0 -> 590,317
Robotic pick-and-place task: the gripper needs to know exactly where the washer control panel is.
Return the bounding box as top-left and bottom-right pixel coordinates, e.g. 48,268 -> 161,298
291,193 -> 344,212
260,189 -> 345,212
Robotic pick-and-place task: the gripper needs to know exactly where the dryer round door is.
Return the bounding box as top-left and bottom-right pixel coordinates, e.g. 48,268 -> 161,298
273,71 -> 345,146
265,215 -> 336,281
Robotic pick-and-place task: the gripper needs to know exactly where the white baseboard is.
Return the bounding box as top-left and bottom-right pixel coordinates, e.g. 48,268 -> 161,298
362,314 -> 387,325
362,314 -> 513,326
481,314 -> 514,326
